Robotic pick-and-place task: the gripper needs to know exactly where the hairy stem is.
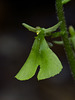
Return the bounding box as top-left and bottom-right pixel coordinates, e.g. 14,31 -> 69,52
56,0 -> 75,78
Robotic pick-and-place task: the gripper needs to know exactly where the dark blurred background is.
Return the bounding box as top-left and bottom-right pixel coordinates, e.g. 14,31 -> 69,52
0,0 -> 75,100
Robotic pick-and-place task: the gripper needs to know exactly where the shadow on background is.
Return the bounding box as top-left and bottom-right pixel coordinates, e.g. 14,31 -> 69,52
0,0 -> 75,100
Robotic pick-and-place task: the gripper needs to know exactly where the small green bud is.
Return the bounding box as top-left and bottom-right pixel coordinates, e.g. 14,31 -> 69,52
53,41 -> 64,45
62,0 -> 71,5
70,36 -> 75,51
69,26 -> 75,37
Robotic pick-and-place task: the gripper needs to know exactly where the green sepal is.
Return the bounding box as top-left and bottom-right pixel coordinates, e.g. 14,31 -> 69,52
22,23 -> 36,33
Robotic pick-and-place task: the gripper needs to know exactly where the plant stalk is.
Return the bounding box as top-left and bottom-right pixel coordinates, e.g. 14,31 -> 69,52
56,0 -> 75,78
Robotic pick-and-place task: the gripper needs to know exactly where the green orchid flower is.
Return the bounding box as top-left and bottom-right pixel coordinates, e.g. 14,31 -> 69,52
15,22 -> 63,81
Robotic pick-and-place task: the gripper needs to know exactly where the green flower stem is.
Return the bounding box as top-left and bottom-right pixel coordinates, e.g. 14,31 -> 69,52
56,0 -> 75,78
